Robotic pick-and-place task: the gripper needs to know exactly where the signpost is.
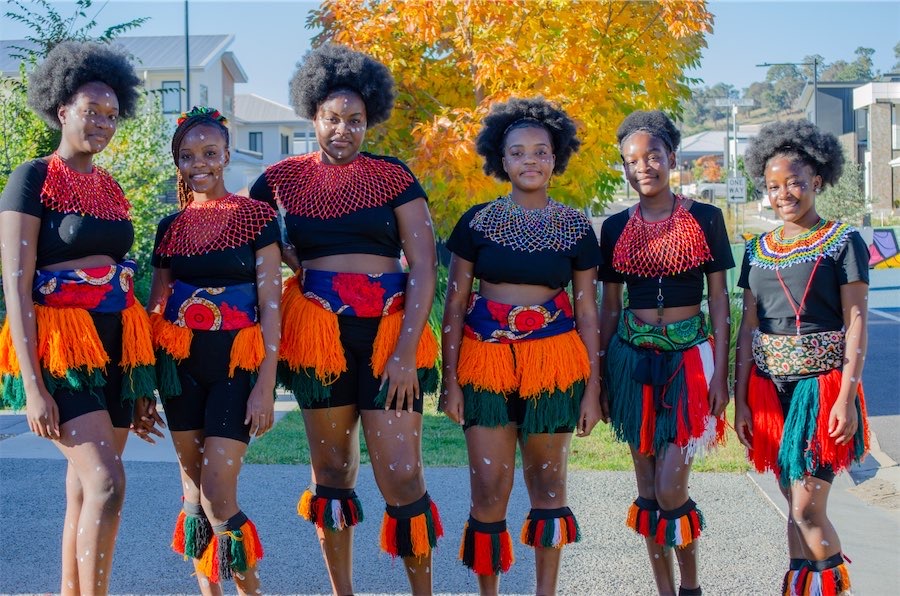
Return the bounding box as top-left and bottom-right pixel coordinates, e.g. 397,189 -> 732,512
727,177 -> 747,203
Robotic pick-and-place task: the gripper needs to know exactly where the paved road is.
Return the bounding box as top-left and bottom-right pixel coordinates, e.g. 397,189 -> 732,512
864,308 -> 900,464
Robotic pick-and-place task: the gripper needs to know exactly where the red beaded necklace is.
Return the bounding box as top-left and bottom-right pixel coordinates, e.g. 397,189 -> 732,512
40,153 -> 130,220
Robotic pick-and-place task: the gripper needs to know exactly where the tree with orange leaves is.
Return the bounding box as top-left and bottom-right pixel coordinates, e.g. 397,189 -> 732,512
309,0 -> 713,234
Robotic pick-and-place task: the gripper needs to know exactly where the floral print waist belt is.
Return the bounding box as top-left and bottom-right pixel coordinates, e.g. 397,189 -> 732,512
163,280 -> 258,331
751,328 -> 844,378
32,259 -> 137,311
463,291 -> 575,343
617,310 -> 708,352
301,268 -> 406,317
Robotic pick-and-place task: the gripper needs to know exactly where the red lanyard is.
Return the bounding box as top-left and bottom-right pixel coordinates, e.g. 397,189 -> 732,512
775,254 -> 824,335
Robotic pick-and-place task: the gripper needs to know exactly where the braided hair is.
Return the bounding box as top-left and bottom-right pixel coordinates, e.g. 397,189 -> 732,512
171,106 -> 230,207
475,96 -> 581,181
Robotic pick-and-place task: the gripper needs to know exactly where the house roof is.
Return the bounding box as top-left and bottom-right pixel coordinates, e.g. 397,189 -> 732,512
798,80 -> 868,109
233,94 -> 308,124
680,126 -> 759,157
1,35 -> 247,82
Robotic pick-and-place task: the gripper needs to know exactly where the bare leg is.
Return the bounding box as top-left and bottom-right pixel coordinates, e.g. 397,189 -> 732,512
54,411 -> 127,595
172,430 -> 223,596
520,432 -> 574,596
788,476 -> 841,561
655,447 -> 698,592
60,463 -> 83,596
199,435 -> 258,596
630,446 -> 675,596
779,484 -> 808,562
362,408 -> 435,595
464,424 -> 518,596
304,405 -> 361,596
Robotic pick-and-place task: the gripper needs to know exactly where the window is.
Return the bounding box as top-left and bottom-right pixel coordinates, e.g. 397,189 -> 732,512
199,84 -> 208,107
281,134 -> 290,155
161,81 -> 181,114
249,132 -> 263,153
893,104 -> 899,151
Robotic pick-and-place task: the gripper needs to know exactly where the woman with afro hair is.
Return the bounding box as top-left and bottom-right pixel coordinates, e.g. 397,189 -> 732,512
0,41 -> 157,593
598,110 -> 733,596
249,44 -> 442,595
734,120 -> 869,595
441,97 -> 603,594
147,106 -> 281,594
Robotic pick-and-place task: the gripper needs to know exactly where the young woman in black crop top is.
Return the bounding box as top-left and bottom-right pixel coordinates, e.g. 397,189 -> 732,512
441,97 -> 602,594
248,45 -> 442,595
597,111 -> 733,596
0,41 -> 155,594
146,107 -> 280,594
734,121 -> 868,595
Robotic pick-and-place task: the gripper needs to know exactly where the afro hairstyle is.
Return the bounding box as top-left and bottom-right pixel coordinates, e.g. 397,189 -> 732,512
475,96 -> 581,181
289,44 -> 395,126
27,40 -> 141,129
744,120 -> 844,187
616,110 -> 681,155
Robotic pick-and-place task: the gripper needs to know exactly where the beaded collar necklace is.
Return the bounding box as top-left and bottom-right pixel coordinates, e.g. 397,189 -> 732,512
748,219 -> 853,270
469,193 -> 591,253
40,153 -> 130,220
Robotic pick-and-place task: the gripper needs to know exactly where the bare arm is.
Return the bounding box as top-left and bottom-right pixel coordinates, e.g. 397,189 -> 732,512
573,269 -> 602,435
0,210 -> 58,438
438,254 -> 475,424
706,270 -> 731,417
733,288 -> 759,449
146,266 -> 173,315
383,197 -> 437,413
597,281 -> 623,422
830,281 -> 868,445
245,243 -> 282,436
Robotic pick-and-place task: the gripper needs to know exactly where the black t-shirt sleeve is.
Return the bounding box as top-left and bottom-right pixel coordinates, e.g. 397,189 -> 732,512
0,160 -> 47,217
252,216 -> 280,252
837,230 -> 870,285
248,173 -> 277,210
445,205 -> 480,263
150,213 -> 177,268
737,245 -> 751,289
698,204 -> 734,273
597,213 -> 626,283
573,225 -> 602,271
388,157 -> 428,209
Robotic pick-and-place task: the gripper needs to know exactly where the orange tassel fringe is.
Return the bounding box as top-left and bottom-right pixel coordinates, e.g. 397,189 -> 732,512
278,276 -> 346,382
370,309 -> 439,378
119,302 -> 155,370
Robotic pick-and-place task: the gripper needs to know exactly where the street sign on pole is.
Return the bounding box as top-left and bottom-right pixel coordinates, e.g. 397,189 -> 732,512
727,177 -> 747,203
714,98 -> 755,107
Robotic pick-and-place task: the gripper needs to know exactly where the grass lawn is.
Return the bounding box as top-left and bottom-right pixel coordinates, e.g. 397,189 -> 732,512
246,399 -> 749,473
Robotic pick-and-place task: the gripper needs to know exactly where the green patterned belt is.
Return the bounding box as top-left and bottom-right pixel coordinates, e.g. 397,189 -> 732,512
617,310 -> 708,352
751,329 -> 844,377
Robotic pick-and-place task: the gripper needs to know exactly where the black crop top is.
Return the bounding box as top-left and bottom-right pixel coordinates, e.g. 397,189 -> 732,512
0,159 -> 134,268
598,201 -> 734,308
446,197 -> 602,289
738,225 -> 869,335
151,208 -> 280,287
249,152 -> 427,261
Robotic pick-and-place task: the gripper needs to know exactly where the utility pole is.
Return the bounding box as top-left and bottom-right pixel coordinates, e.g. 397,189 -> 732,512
184,0 -> 191,110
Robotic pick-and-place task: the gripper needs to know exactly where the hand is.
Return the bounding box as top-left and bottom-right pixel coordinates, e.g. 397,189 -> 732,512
707,373 -> 730,418
26,388 -> 60,440
733,399 -> 753,450
576,386 -> 602,437
829,397 -> 858,446
245,384 -> 275,437
599,384 -> 611,424
131,397 -> 166,444
440,381 -> 465,425
381,351 -> 419,415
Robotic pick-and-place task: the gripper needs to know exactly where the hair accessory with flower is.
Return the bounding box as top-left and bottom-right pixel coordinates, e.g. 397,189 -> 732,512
177,105 -> 227,127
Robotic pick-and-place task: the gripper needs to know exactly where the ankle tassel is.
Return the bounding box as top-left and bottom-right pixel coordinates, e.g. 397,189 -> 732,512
171,501 -> 212,560
783,554 -> 851,595
626,496 -> 659,537
197,512 -> 264,583
380,492 -> 443,558
459,517 -> 515,576
297,485 -> 363,531
656,499 -> 704,548
520,507 -> 581,548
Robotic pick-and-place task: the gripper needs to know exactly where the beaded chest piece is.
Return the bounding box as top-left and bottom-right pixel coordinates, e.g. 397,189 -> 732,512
264,153 -> 415,219
747,219 -> 854,270
156,194 -> 275,257
40,153 -> 130,220
469,194 -> 591,253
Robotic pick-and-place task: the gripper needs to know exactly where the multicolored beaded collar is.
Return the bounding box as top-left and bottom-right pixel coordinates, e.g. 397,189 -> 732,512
40,153 -> 130,220
748,219 -> 855,270
469,194 -> 592,253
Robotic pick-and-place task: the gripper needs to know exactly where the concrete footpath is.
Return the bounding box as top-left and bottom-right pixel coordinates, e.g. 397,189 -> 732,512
1,404 -> 898,595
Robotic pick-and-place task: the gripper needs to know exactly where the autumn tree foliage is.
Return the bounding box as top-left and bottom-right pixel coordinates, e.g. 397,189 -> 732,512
308,0 -> 714,234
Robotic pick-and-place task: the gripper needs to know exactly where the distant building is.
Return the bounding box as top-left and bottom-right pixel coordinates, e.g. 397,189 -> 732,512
853,78 -> 900,211
797,80 -> 867,140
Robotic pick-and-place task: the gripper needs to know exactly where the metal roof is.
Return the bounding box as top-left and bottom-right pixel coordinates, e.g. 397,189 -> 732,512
233,94 -> 308,124
1,35 -> 245,80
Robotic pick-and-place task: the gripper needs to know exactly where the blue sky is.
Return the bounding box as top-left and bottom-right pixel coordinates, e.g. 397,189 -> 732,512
1,0 -> 898,105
